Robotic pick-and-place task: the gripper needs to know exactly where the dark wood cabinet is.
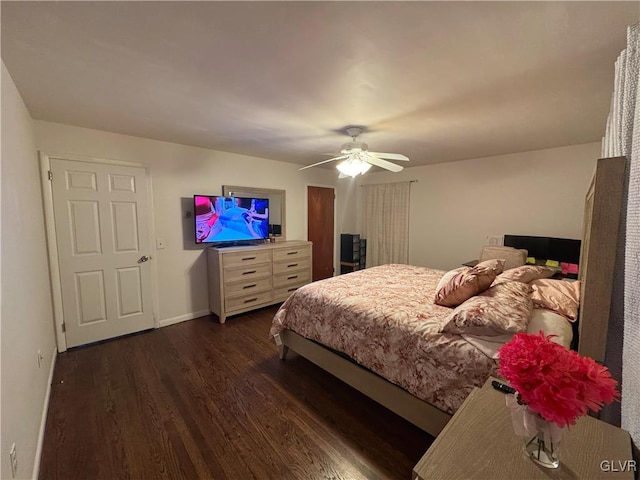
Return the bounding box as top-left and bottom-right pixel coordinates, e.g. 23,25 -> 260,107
359,238 -> 367,269
340,234 -> 366,274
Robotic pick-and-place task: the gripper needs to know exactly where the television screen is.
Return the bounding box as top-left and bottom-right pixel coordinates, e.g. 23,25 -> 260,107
194,195 -> 269,244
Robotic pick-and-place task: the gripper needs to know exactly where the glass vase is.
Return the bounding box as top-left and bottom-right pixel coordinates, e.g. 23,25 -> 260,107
524,429 -> 560,468
506,394 -> 564,469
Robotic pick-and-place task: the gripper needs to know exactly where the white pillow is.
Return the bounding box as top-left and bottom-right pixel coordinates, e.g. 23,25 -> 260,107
527,308 -> 573,349
461,333 -> 513,359
460,308 -> 573,359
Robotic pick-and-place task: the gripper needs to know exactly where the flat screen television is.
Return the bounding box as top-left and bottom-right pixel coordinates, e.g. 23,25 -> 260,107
194,195 -> 269,245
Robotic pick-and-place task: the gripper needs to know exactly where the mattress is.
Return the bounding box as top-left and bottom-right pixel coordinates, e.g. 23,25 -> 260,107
270,264 -> 497,415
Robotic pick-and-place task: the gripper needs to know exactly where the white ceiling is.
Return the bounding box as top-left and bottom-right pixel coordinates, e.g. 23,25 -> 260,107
2,2 -> 638,168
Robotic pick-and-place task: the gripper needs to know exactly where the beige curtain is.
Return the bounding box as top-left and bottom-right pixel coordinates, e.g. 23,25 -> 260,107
363,181 -> 411,267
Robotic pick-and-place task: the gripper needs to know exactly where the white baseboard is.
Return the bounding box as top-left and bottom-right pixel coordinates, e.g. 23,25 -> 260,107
159,309 -> 210,328
32,346 -> 57,480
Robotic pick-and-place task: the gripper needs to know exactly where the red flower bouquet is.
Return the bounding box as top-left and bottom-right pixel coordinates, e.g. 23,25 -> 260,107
498,332 -> 619,427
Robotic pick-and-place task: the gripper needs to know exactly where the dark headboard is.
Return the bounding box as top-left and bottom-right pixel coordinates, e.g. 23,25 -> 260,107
503,235 -> 581,264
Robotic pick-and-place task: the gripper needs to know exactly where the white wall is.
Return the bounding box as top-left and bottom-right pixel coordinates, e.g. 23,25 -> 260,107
1,63 -> 57,480
34,121 -> 342,324
357,142 -> 601,270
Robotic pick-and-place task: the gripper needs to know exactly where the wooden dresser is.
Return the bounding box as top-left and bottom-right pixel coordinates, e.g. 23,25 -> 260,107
207,240 -> 312,323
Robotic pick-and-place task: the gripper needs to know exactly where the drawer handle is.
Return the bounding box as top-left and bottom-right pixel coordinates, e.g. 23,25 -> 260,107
243,284 -> 257,289
287,275 -> 298,280
287,287 -> 297,292
244,297 -> 258,304
242,256 -> 257,261
286,251 -> 298,255
287,263 -> 298,268
242,270 -> 257,275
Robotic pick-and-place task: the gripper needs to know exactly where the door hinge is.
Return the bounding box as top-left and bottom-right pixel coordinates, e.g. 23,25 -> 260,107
48,170 -> 53,181
61,323 -> 65,333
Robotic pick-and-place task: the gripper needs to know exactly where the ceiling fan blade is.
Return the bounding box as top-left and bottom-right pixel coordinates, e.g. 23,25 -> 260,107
298,155 -> 348,171
364,154 -> 404,172
367,151 -> 410,161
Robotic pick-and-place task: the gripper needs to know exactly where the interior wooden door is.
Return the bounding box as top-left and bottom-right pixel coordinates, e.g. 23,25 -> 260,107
51,158 -> 155,347
307,186 -> 335,281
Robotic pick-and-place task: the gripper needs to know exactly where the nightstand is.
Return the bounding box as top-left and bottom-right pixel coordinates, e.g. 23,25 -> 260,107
413,377 -> 634,480
462,260 -> 479,267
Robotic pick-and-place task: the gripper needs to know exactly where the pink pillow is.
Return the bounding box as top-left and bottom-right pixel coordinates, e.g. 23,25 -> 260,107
442,281 -> 533,336
530,279 -> 581,321
434,259 -> 505,307
496,265 -> 556,284
434,267 -> 473,307
473,259 -> 506,291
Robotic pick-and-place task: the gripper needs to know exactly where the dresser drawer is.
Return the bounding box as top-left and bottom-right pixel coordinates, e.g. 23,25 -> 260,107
223,249 -> 272,268
273,258 -> 311,275
225,290 -> 273,312
273,282 -> 307,302
273,270 -> 312,288
273,245 -> 311,262
224,276 -> 272,298
224,262 -> 272,284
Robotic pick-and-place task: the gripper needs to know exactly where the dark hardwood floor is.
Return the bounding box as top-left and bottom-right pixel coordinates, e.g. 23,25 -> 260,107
39,306 -> 433,479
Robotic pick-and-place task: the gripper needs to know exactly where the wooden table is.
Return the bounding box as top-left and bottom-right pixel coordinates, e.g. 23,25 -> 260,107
413,378 -> 635,480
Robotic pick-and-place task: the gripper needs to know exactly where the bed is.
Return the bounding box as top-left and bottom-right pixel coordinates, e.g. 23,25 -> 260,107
271,156 -> 626,437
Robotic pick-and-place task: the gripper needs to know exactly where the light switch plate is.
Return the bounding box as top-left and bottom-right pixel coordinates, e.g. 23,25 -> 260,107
485,235 -> 503,246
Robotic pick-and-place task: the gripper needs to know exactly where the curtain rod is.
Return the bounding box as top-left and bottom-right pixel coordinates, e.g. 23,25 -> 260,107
359,180 -> 418,187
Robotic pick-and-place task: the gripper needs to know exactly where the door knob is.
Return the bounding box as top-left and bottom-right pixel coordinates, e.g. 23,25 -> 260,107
138,255 -> 151,263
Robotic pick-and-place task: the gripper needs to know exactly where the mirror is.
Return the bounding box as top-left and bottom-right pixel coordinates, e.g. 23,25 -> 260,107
222,185 -> 286,240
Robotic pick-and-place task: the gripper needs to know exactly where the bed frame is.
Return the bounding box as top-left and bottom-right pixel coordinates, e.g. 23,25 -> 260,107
278,156 -> 626,437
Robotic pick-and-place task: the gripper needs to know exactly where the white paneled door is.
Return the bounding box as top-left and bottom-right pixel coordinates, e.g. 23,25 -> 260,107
51,159 -> 154,348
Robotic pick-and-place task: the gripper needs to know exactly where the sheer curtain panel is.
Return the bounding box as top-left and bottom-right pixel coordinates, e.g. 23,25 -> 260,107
601,23 -> 639,446
363,181 -> 411,267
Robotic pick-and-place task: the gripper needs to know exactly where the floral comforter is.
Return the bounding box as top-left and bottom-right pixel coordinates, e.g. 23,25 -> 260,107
270,264 -> 498,415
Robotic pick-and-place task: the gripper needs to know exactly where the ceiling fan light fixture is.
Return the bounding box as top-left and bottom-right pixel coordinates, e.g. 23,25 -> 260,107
300,125 -> 409,175
336,157 -> 372,177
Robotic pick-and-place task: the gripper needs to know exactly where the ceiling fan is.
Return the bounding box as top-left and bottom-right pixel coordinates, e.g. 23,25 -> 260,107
299,127 -> 410,178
